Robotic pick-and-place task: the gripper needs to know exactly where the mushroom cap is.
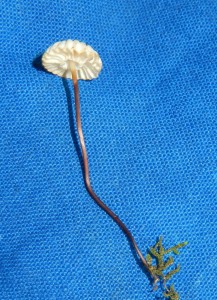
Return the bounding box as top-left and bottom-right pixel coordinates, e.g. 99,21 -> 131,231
42,40 -> 102,80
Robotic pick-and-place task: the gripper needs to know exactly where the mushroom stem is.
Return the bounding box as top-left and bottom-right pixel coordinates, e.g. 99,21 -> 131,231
71,69 -> 159,286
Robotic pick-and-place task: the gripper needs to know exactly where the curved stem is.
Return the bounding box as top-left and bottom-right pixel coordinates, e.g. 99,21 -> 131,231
71,68 -> 158,285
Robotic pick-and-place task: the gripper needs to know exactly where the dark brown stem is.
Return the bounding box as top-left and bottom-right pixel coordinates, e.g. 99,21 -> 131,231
71,69 -> 158,285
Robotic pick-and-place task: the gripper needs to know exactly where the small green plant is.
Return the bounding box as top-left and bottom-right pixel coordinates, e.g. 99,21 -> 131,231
146,236 -> 188,299
163,284 -> 179,300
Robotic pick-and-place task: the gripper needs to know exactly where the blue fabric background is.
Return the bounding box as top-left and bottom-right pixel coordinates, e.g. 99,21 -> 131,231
1,0 -> 217,299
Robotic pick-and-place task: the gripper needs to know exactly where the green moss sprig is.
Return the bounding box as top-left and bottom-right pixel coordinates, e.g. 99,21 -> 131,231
146,236 -> 188,299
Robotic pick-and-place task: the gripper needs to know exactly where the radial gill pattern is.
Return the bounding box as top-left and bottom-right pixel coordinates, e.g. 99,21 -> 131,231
42,40 -> 102,80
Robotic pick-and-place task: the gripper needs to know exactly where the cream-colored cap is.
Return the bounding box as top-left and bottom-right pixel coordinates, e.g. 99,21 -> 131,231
42,40 -> 102,80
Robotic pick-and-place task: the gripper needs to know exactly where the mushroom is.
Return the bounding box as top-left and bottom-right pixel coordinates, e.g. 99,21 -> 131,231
42,40 -> 102,80
42,39 -> 159,287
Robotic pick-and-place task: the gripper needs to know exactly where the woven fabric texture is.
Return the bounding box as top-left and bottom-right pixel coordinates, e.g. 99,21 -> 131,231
1,0 -> 217,299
